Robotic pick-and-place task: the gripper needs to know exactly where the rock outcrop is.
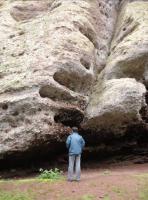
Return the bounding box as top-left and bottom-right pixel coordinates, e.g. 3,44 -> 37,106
0,0 -> 147,165
84,1 -> 148,133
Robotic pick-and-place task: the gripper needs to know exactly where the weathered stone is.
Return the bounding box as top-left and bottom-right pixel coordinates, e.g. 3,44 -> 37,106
105,1 -> 148,82
84,0 -> 148,134
0,0 -> 119,162
10,1 -> 50,21
84,78 -> 146,132
0,0 -> 148,164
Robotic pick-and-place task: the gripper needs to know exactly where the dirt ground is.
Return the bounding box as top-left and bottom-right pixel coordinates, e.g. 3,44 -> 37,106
0,162 -> 148,200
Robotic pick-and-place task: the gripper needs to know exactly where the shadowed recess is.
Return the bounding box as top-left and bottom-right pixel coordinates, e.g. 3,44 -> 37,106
39,85 -> 76,102
53,68 -> 92,94
54,108 -> 84,127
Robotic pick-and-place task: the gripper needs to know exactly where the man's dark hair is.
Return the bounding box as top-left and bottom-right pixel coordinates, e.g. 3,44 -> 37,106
72,127 -> 78,132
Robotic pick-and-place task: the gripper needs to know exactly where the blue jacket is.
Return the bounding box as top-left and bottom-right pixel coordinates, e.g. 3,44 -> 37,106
66,132 -> 85,155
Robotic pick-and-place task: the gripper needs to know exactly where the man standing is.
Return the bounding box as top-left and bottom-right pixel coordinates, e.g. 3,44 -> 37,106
66,127 -> 85,181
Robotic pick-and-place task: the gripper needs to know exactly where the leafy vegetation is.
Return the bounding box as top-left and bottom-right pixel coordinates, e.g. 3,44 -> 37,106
38,168 -> 63,180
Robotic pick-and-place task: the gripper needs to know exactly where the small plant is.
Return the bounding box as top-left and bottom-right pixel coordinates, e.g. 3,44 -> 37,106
38,168 -> 63,180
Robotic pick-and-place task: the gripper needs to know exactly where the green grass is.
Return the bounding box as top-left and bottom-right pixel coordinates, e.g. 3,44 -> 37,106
139,188 -> 148,200
139,180 -> 148,200
0,191 -> 34,200
135,173 -> 148,179
59,194 -> 96,200
0,178 -> 58,186
103,195 -> 111,200
81,194 -> 95,200
0,176 -> 64,192
14,178 -> 60,184
58,194 -> 96,200
112,186 -> 126,197
133,173 -> 148,200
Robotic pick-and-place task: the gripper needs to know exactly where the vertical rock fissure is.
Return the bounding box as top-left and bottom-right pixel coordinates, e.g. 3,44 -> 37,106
83,0 -> 121,113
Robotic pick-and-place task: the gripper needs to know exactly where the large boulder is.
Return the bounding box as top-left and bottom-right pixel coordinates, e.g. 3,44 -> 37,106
84,78 -> 146,132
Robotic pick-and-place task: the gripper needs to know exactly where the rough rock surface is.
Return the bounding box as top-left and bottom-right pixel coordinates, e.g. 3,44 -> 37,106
84,1 -> 148,133
0,0 -> 147,164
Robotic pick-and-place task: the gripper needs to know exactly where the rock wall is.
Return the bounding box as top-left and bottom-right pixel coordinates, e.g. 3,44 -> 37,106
0,0 -> 147,164
84,0 -> 148,133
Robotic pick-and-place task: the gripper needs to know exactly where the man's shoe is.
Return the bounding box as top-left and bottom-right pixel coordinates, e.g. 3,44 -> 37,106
75,179 -> 80,182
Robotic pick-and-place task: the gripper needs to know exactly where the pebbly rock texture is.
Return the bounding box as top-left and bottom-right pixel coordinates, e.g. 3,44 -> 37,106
84,78 -> 146,132
0,0 -> 148,165
83,0 -> 148,134
0,0 -> 119,163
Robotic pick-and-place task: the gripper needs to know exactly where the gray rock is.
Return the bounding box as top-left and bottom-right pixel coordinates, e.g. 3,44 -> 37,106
0,0 -> 147,163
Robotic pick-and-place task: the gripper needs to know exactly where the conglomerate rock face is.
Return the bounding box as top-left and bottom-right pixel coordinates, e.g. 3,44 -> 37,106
0,0 -> 147,164
84,1 -> 148,133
